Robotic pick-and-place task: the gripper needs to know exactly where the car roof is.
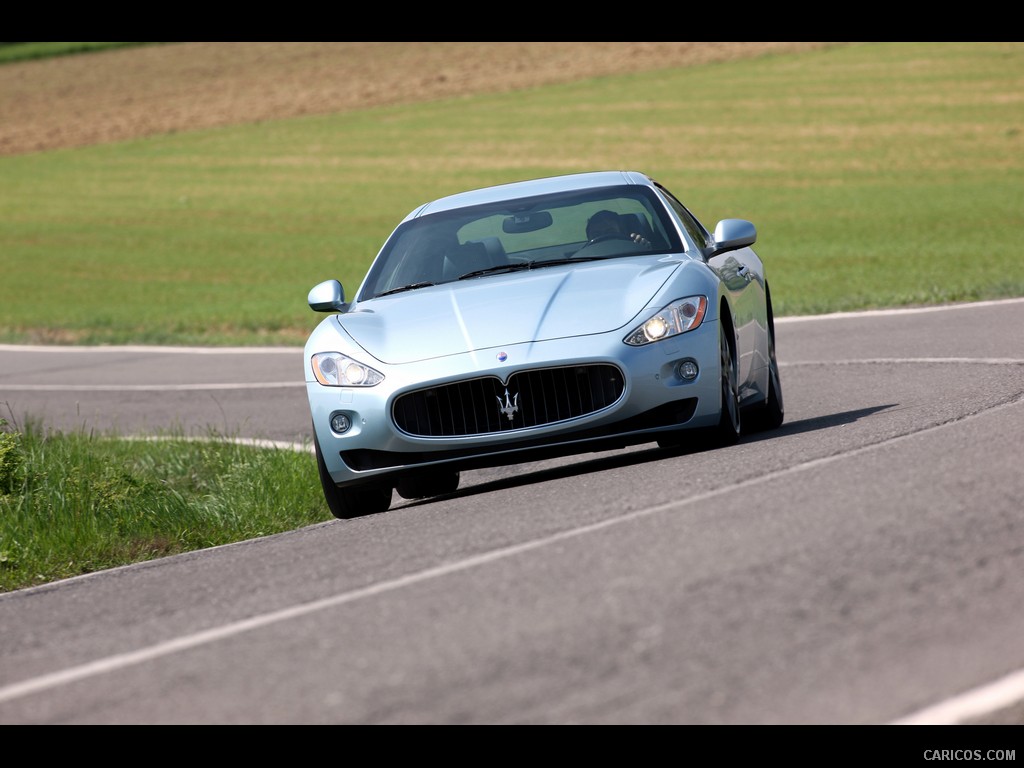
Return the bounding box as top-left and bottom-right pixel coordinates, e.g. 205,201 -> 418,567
404,170 -> 657,220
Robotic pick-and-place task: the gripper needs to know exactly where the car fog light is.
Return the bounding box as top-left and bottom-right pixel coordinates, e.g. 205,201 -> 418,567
330,413 -> 352,434
677,361 -> 699,381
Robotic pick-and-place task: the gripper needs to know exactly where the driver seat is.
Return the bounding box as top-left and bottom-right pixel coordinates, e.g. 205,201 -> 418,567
443,241 -> 491,280
586,210 -> 622,241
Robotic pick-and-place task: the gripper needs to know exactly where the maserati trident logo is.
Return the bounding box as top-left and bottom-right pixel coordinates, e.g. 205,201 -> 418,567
497,389 -> 520,422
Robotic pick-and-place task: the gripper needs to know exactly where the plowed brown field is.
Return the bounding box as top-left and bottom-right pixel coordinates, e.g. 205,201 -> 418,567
0,42 -> 842,156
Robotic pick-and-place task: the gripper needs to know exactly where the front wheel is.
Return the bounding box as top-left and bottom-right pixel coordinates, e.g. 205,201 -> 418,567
657,324 -> 741,451
314,432 -> 392,519
395,470 -> 460,500
710,324 -> 741,447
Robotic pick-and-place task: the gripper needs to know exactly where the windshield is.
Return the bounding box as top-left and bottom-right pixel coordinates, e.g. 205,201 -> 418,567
358,185 -> 685,300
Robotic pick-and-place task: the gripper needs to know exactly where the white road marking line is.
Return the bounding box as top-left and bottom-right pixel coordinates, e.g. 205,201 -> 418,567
0,383 -> 304,391
0,345 -> 300,354
776,297 -> 1024,323
891,668 -> 1024,725
2,393 -> 1022,710
780,358 -> 1024,367
126,436 -> 312,453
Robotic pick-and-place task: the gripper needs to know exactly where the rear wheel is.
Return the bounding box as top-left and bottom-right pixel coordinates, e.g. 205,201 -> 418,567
744,294 -> 785,433
314,432 -> 392,519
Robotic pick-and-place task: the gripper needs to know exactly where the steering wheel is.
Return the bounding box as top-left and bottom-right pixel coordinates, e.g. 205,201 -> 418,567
575,233 -> 645,258
586,233 -> 629,245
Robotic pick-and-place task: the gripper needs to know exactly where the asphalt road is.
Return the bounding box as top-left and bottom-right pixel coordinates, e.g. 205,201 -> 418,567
1,299 -> 1023,725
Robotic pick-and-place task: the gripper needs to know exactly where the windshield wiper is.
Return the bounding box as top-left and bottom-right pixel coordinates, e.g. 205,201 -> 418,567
531,256 -> 605,268
458,257 -> 605,281
458,263 -> 533,280
375,281 -> 436,297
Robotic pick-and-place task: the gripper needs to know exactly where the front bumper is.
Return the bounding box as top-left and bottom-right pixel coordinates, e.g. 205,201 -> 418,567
307,322 -> 723,488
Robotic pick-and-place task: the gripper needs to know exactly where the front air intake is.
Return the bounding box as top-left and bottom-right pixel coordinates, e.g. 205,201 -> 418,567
392,364 -> 625,437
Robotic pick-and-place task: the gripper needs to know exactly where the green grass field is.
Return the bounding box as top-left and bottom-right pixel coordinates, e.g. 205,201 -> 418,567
2,41 -> 1022,345
0,42 -> 157,63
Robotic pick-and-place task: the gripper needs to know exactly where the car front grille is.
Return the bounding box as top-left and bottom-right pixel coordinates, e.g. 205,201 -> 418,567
392,364 -> 626,437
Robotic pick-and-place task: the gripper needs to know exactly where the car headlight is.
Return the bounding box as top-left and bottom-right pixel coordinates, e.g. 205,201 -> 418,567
624,296 -> 708,346
311,352 -> 385,387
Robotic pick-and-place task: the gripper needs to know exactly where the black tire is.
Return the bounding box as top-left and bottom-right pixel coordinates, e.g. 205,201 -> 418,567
656,430 -> 693,451
314,432 -> 392,519
710,323 -> 742,447
395,470 -> 461,500
658,323 -> 741,451
744,295 -> 785,433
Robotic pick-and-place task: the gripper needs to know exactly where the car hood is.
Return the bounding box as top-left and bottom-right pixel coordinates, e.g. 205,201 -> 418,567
340,258 -> 682,364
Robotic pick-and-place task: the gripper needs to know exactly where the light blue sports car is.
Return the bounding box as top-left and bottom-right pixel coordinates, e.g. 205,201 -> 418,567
305,171 -> 784,518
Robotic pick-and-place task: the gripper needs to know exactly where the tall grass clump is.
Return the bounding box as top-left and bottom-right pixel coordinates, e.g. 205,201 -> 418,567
0,421 -> 330,592
0,419 -> 24,495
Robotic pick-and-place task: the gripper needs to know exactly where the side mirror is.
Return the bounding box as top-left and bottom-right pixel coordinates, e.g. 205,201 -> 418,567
710,219 -> 757,257
308,280 -> 348,313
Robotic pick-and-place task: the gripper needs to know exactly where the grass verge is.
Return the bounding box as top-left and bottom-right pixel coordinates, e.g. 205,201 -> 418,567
0,417 -> 330,592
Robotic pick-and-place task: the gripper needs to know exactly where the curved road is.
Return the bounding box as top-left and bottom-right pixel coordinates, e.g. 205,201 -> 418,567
1,299 -> 1023,725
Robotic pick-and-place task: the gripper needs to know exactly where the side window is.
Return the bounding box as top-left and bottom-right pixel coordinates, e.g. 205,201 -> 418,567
657,185 -> 711,252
